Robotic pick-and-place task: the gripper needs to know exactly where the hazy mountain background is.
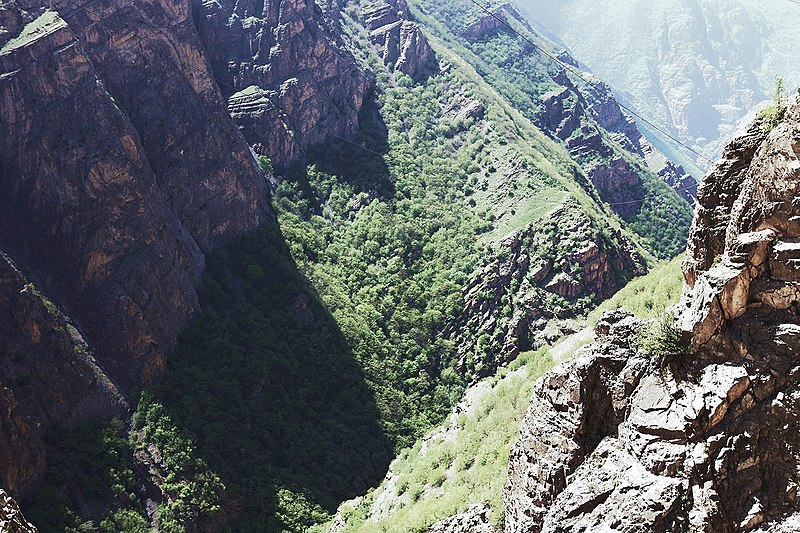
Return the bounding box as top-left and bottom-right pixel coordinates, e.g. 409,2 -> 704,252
516,0 -> 800,173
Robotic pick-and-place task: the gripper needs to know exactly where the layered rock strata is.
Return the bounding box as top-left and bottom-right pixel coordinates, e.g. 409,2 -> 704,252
361,0 -> 438,78
1,0 -> 274,508
446,204 -> 645,378
1,1 -> 271,388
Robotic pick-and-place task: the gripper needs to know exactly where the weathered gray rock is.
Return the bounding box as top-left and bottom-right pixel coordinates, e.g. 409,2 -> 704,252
0,489 -> 37,533
362,0 -> 437,78
541,439 -> 685,533
505,310 -> 650,532
445,204 -> 645,378
505,90 -> 800,532
193,0 -> 369,169
427,503 -> 496,533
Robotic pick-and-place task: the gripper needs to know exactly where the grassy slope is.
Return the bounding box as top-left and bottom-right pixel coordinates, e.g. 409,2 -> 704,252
410,0 -> 693,259
588,254 -> 685,322
334,255 -> 685,532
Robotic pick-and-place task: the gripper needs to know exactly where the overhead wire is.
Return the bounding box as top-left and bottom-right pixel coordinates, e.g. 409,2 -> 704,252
465,0 -> 715,166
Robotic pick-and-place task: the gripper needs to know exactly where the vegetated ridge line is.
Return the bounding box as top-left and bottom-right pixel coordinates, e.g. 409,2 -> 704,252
59,0 -> 699,207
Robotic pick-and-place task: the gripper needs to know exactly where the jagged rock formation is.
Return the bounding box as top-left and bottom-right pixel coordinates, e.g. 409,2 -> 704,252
461,3 -> 519,41
0,0 -> 275,518
361,0 -> 438,78
192,0 -> 369,169
446,203 -> 645,378
1,0 -> 271,389
584,81 -> 698,204
504,91 -> 800,532
0,489 -> 37,533
537,75 -> 697,214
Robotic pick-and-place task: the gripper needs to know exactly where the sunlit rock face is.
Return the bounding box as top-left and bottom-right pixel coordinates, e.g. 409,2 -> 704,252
505,92 -> 800,532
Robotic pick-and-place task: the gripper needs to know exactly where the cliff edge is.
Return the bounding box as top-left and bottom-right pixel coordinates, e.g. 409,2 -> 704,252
504,90 -> 800,532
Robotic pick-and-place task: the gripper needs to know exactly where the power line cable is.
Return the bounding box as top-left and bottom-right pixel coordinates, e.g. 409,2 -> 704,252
465,0 -> 715,165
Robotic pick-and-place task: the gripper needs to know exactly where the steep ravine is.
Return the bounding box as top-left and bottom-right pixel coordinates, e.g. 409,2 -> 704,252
0,0 -> 697,530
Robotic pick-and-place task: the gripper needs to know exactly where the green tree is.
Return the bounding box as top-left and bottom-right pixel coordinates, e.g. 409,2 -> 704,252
760,77 -> 788,132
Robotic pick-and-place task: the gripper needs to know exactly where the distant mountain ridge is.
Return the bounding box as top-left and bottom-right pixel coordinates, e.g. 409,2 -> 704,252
516,0 -> 800,171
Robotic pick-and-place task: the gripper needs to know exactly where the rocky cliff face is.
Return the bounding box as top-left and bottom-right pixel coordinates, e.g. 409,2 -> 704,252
504,91 -> 800,532
361,0 -> 438,78
0,0 -> 277,515
0,489 -> 37,533
1,0 -> 271,389
0,252 -> 127,499
461,3 -> 520,41
192,0 -> 369,169
536,75 -> 697,215
445,203 -> 645,378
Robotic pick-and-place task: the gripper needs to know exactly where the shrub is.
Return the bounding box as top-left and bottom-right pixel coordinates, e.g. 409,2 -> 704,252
759,77 -> 787,133
636,314 -> 688,358
258,155 -> 274,175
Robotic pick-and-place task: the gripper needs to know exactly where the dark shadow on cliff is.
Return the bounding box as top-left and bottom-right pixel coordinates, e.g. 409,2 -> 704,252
306,93 -> 395,199
147,222 -> 392,531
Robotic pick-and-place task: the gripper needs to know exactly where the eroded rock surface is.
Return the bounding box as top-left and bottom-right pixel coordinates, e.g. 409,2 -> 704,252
362,0 -> 437,78
427,503 -> 496,533
505,90 -> 800,532
1,1 -> 271,389
0,489 -> 37,533
445,204 -> 645,378
1,0 -> 274,510
193,0 -> 369,169
0,251 -> 127,500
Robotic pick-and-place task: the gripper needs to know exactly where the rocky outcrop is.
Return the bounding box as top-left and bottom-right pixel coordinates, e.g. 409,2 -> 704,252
504,310 -> 675,531
0,489 -> 37,533
362,0 -> 438,78
584,81 -> 698,203
682,119 -> 770,286
504,91 -> 800,532
658,161 -> 698,204
427,503 -> 496,533
461,4 -> 520,41
192,0 -> 369,169
445,203 -> 645,378
537,76 -> 696,216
